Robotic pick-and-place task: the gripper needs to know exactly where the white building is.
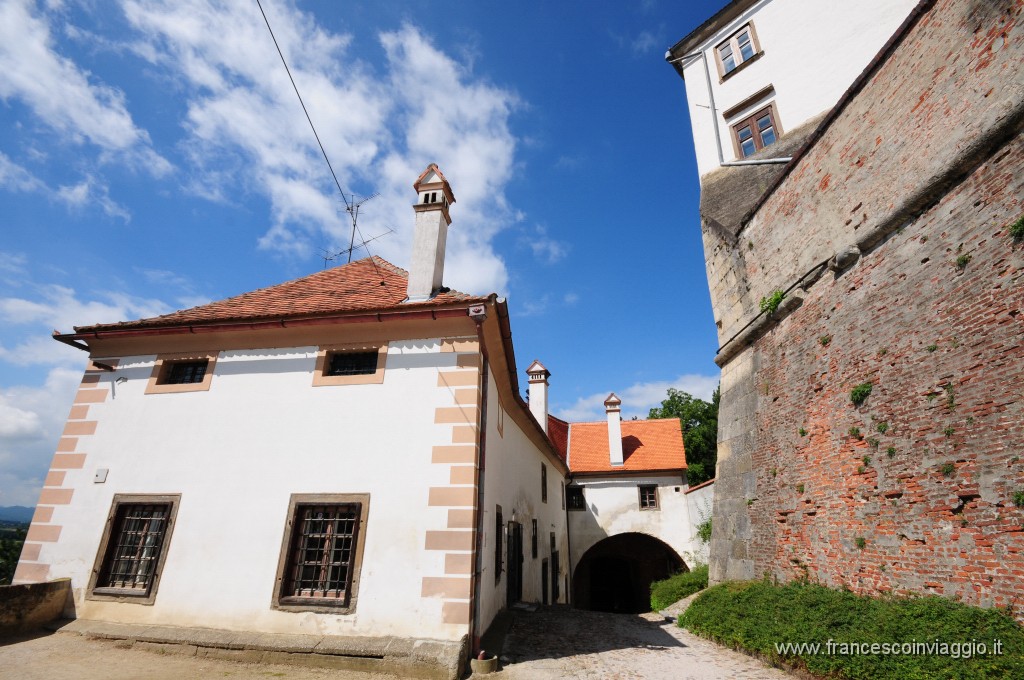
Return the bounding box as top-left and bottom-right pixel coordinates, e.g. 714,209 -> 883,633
667,0 -> 919,176
14,165 -> 569,679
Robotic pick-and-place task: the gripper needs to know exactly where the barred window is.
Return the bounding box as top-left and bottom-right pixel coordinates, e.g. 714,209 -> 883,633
639,485 -> 659,510
274,494 -> 369,613
567,486 -> 586,511
166,360 -> 208,384
89,495 -> 179,604
326,351 -> 378,377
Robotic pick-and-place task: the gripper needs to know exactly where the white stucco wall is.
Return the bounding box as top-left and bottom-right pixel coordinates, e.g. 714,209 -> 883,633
684,482 -> 715,565
680,0 -> 918,175
568,475 -> 697,570
38,338 -> 475,642
476,364 -> 567,637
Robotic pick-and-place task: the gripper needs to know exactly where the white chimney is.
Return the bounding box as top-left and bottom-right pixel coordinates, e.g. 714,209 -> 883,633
526,360 -> 550,433
605,393 -> 623,466
407,164 -> 456,302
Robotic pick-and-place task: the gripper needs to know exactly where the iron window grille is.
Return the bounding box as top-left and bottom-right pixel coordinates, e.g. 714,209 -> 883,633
567,486 -> 586,511
88,494 -> 179,604
541,463 -> 548,503
495,506 -> 503,583
280,503 -> 360,606
164,360 -> 208,385
326,351 -> 379,377
638,485 -> 660,510
531,519 -> 538,559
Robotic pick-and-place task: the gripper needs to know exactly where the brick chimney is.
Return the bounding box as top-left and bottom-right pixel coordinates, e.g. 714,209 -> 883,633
407,164 -> 456,302
526,360 -> 550,433
605,393 -> 623,466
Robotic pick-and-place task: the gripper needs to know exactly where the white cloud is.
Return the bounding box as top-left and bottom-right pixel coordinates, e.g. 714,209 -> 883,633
57,177 -> 131,221
121,2 -> 520,294
523,225 -> 568,264
631,30 -> 660,55
0,0 -> 171,175
0,152 -> 46,193
0,366 -> 82,506
555,373 -> 720,422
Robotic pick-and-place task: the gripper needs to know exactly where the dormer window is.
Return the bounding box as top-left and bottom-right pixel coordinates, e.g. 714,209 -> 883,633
716,23 -> 761,79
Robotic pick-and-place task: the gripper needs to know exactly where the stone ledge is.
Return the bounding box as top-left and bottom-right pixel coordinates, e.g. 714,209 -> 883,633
49,618 -> 467,680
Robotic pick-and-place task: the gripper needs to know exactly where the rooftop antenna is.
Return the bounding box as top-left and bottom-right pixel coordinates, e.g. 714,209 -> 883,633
320,226 -> 395,268
345,192 -> 380,263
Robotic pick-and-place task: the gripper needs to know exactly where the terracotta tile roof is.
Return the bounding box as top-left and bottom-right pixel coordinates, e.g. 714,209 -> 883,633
74,256 -> 487,332
567,418 -> 686,474
547,414 -> 569,462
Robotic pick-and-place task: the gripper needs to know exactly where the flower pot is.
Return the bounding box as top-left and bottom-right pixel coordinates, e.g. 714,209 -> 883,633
470,655 -> 499,674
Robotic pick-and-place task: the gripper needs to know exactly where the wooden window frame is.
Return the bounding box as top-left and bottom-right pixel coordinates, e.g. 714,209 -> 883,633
312,343 -> 388,386
146,352 -> 217,395
638,484 -> 660,511
730,103 -> 783,159
271,493 -> 370,615
714,22 -> 763,81
87,494 -> 180,605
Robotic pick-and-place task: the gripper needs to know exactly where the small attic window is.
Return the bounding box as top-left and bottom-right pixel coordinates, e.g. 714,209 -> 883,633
146,353 -> 218,394
313,344 -> 388,386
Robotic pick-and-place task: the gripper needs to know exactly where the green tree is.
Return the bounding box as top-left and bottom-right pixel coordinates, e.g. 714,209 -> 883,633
0,527 -> 27,585
649,386 -> 719,486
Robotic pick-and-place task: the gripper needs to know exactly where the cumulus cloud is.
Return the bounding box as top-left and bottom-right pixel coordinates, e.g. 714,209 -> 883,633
0,367 -> 82,506
0,0 -> 171,175
555,373 -> 720,422
121,1 -> 519,294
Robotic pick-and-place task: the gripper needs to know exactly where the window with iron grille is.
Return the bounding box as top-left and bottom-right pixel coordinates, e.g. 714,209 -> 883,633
326,351 -> 378,376
273,494 -> 369,613
541,463 -> 548,503
567,486 -> 586,511
732,105 -> 780,158
88,494 -> 179,604
638,484 -> 659,510
531,519 -> 538,559
165,360 -> 208,384
716,23 -> 761,78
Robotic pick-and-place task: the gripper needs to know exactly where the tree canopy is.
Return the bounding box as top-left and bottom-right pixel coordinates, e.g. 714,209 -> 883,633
649,386 -> 719,486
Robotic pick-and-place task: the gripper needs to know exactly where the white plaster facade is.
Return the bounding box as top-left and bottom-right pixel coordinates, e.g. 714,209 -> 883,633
671,0 -> 918,175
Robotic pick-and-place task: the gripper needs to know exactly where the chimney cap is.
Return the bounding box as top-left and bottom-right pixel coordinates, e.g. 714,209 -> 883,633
526,359 -> 550,380
413,163 -> 456,205
604,392 -> 621,409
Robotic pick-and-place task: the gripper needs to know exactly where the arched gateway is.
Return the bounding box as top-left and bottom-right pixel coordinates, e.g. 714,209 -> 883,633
572,533 -> 686,613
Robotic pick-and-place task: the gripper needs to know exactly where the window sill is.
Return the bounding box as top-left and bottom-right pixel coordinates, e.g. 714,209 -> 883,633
720,50 -> 764,83
274,597 -> 356,615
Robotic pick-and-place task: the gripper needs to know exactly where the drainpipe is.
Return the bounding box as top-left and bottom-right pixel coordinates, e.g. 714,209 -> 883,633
667,49 -> 791,168
469,309 -> 489,656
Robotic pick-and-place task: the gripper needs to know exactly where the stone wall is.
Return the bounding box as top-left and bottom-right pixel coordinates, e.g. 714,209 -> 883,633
705,0 -> 1024,618
0,579 -> 70,636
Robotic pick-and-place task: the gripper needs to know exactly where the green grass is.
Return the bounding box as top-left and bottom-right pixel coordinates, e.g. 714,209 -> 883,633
650,564 -> 709,611
679,580 -> 1024,679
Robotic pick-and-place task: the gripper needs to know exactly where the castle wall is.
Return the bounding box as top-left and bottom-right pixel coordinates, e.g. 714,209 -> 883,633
706,0 -> 1024,617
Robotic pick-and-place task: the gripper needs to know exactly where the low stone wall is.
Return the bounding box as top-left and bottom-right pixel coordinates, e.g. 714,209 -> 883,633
55,619 -> 469,680
0,578 -> 71,637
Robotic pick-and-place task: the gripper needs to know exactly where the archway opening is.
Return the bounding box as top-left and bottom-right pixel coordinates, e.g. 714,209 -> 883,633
572,533 -> 685,613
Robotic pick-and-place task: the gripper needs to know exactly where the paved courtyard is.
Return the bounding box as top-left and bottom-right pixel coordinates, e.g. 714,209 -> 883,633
0,610 -> 791,679
495,608 -> 791,680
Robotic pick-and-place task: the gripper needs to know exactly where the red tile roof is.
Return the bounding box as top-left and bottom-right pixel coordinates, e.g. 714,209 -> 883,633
547,414 -> 569,462
74,256 -> 487,332
567,418 -> 686,474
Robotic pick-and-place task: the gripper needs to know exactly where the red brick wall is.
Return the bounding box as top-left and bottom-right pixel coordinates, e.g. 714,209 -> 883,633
705,0 -> 1024,618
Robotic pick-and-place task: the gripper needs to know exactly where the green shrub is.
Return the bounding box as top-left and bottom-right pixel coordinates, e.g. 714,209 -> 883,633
650,564 -> 709,611
1010,214 -> 1024,241
697,517 -> 712,544
760,289 -> 786,316
850,382 -> 873,406
679,580 -> 1024,679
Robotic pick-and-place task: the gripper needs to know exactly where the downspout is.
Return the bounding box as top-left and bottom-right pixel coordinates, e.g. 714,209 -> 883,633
667,49 -> 791,167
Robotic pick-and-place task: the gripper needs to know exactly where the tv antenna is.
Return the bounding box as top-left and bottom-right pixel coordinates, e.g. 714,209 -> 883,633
345,192 -> 380,263
320,225 -> 394,268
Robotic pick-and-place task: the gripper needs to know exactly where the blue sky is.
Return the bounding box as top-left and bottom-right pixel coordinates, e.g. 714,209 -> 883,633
0,0 -> 723,506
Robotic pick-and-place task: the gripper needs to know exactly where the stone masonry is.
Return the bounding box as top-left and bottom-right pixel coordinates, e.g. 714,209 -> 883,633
704,0 -> 1024,618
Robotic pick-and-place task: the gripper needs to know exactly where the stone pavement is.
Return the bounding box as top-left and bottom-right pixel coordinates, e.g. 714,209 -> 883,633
489,608 -> 792,680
